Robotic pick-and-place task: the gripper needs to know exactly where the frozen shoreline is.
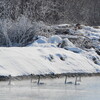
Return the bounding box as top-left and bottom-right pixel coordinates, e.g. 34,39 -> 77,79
1,72 -> 100,81
0,47 -> 100,77
0,25 -> 100,79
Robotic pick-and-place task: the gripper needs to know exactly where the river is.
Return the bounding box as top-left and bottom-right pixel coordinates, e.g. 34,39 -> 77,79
0,76 -> 100,100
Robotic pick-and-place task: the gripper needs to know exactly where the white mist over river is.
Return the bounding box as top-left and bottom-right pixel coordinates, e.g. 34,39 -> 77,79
0,76 -> 100,100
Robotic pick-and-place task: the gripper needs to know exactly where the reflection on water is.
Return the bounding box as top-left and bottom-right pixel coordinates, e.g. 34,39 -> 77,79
0,76 -> 100,100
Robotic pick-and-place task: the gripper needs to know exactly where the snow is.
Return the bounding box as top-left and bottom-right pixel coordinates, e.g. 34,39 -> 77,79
34,38 -> 47,44
48,35 -> 62,44
65,47 -> 82,53
63,38 -> 75,47
75,26 -> 100,40
82,48 -> 100,66
28,35 -> 62,47
0,25 -> 100,77
0,47 -> 100,76
57,24 -> 70,28
33,36 -> 48,44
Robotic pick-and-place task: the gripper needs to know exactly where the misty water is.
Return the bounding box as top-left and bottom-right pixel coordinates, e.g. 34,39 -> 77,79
0,76 -> 100,100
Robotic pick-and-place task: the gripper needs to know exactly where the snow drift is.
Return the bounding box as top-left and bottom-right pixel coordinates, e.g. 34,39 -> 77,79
0,47 -> 100,76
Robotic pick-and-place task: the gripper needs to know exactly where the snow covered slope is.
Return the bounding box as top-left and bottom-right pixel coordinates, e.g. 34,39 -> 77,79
0,47 -> 100,76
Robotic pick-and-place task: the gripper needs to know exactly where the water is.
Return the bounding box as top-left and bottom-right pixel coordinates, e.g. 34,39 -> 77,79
0,76 -> 100,100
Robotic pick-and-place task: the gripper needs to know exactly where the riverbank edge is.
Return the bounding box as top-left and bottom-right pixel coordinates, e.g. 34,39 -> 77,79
0,73 -> 100,81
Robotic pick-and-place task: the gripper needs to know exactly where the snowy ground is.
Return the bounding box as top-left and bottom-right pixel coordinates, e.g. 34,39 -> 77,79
0,24 -> 100,77
0,46 -> 100,76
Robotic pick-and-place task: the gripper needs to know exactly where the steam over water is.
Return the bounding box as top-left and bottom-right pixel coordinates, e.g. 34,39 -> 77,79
0,76 -> 100,100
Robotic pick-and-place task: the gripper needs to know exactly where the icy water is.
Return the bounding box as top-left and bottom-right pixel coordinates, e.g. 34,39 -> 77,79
0,76 -> 100,100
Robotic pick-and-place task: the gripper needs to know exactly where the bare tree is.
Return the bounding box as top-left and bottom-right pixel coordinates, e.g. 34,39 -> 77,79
0,0 -> 100,25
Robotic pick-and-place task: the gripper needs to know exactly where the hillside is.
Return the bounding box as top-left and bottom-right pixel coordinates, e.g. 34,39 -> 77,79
0,46 -> 100,76
0,24 -> 100,76
0,0 -> 100,76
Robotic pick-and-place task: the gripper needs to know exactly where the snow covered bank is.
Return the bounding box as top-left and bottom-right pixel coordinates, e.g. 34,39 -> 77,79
0,24 -> 100,77
0,47 -> 100,76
